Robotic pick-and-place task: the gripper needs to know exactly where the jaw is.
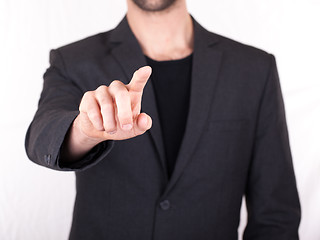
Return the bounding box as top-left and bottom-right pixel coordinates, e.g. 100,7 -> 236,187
130,0 -> 178,12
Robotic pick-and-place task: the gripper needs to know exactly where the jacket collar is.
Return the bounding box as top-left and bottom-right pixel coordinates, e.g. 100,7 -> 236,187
108,15 -> 219,49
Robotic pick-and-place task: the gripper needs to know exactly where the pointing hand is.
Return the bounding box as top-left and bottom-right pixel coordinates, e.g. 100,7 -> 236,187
61,66 -> 153,161
78,66 -> 153,141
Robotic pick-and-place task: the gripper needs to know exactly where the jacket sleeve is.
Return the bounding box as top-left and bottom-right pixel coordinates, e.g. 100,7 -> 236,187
243,55 -> 301,239
25,49 -> 114,171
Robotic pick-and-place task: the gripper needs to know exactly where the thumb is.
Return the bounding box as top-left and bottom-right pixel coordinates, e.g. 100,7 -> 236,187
135,113 -> 152,133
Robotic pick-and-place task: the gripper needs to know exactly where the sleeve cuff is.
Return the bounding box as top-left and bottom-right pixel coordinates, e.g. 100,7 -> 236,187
57,139 -> 115,171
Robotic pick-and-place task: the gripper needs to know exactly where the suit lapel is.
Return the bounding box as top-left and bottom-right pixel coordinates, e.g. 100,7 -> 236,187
108,17 -> 169,180
107,16 -> 223,193
162,19 -> 223,196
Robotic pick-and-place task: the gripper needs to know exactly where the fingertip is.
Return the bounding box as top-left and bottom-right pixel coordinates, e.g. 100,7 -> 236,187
139,66 -> 152,77
140,65 -> 152,71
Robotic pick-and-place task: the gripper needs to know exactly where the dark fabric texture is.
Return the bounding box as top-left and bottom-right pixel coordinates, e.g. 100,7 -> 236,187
146,54 -> 193,179
25,15 -> 301,240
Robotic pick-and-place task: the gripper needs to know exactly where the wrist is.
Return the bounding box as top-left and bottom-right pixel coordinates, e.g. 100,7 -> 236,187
62,116 -> 102,162
72,116 -> 102,149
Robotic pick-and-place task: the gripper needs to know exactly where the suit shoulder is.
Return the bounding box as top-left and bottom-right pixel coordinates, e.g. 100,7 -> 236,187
52,30 -> 113,62
213,31 -> 270,56
209,32 -> 275,75
208,31 -> 273,67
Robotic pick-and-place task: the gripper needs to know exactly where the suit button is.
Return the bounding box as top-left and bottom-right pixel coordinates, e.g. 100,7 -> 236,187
159,200 -> 170,210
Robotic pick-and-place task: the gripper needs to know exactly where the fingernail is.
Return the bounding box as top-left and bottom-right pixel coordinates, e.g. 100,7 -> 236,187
107,130 -> 116,135
122,124 -> 132,130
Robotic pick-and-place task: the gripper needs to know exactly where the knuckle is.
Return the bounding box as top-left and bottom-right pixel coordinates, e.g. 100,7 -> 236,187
83,91 -> 94,99
80,91 -> 94,111
96,85 -> 108,93
109,80 -> 123,88
97,93 -> 111,104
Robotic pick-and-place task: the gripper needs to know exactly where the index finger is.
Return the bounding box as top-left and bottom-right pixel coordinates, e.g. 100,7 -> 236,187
127,66 -> 152,93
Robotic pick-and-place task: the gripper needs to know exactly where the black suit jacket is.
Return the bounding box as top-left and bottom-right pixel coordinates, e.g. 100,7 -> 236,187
25,16 -> 301,240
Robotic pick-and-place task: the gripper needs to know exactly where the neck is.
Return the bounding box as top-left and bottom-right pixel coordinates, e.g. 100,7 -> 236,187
126,0 -> 194,61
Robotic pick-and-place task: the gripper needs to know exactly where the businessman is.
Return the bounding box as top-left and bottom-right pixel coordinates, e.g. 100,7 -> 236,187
25,0 -> 301,239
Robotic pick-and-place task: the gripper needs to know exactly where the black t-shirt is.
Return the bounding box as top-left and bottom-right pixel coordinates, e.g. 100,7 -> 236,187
145,54 -> 193,179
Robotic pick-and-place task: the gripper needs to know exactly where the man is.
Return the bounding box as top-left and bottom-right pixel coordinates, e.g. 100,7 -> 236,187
25,0 -> 301,239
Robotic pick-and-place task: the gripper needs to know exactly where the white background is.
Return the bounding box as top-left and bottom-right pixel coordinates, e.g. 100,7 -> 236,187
1,0 -> 319,239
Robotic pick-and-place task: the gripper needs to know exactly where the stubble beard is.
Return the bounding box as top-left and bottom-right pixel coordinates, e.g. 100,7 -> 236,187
131,0 -> 177,12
